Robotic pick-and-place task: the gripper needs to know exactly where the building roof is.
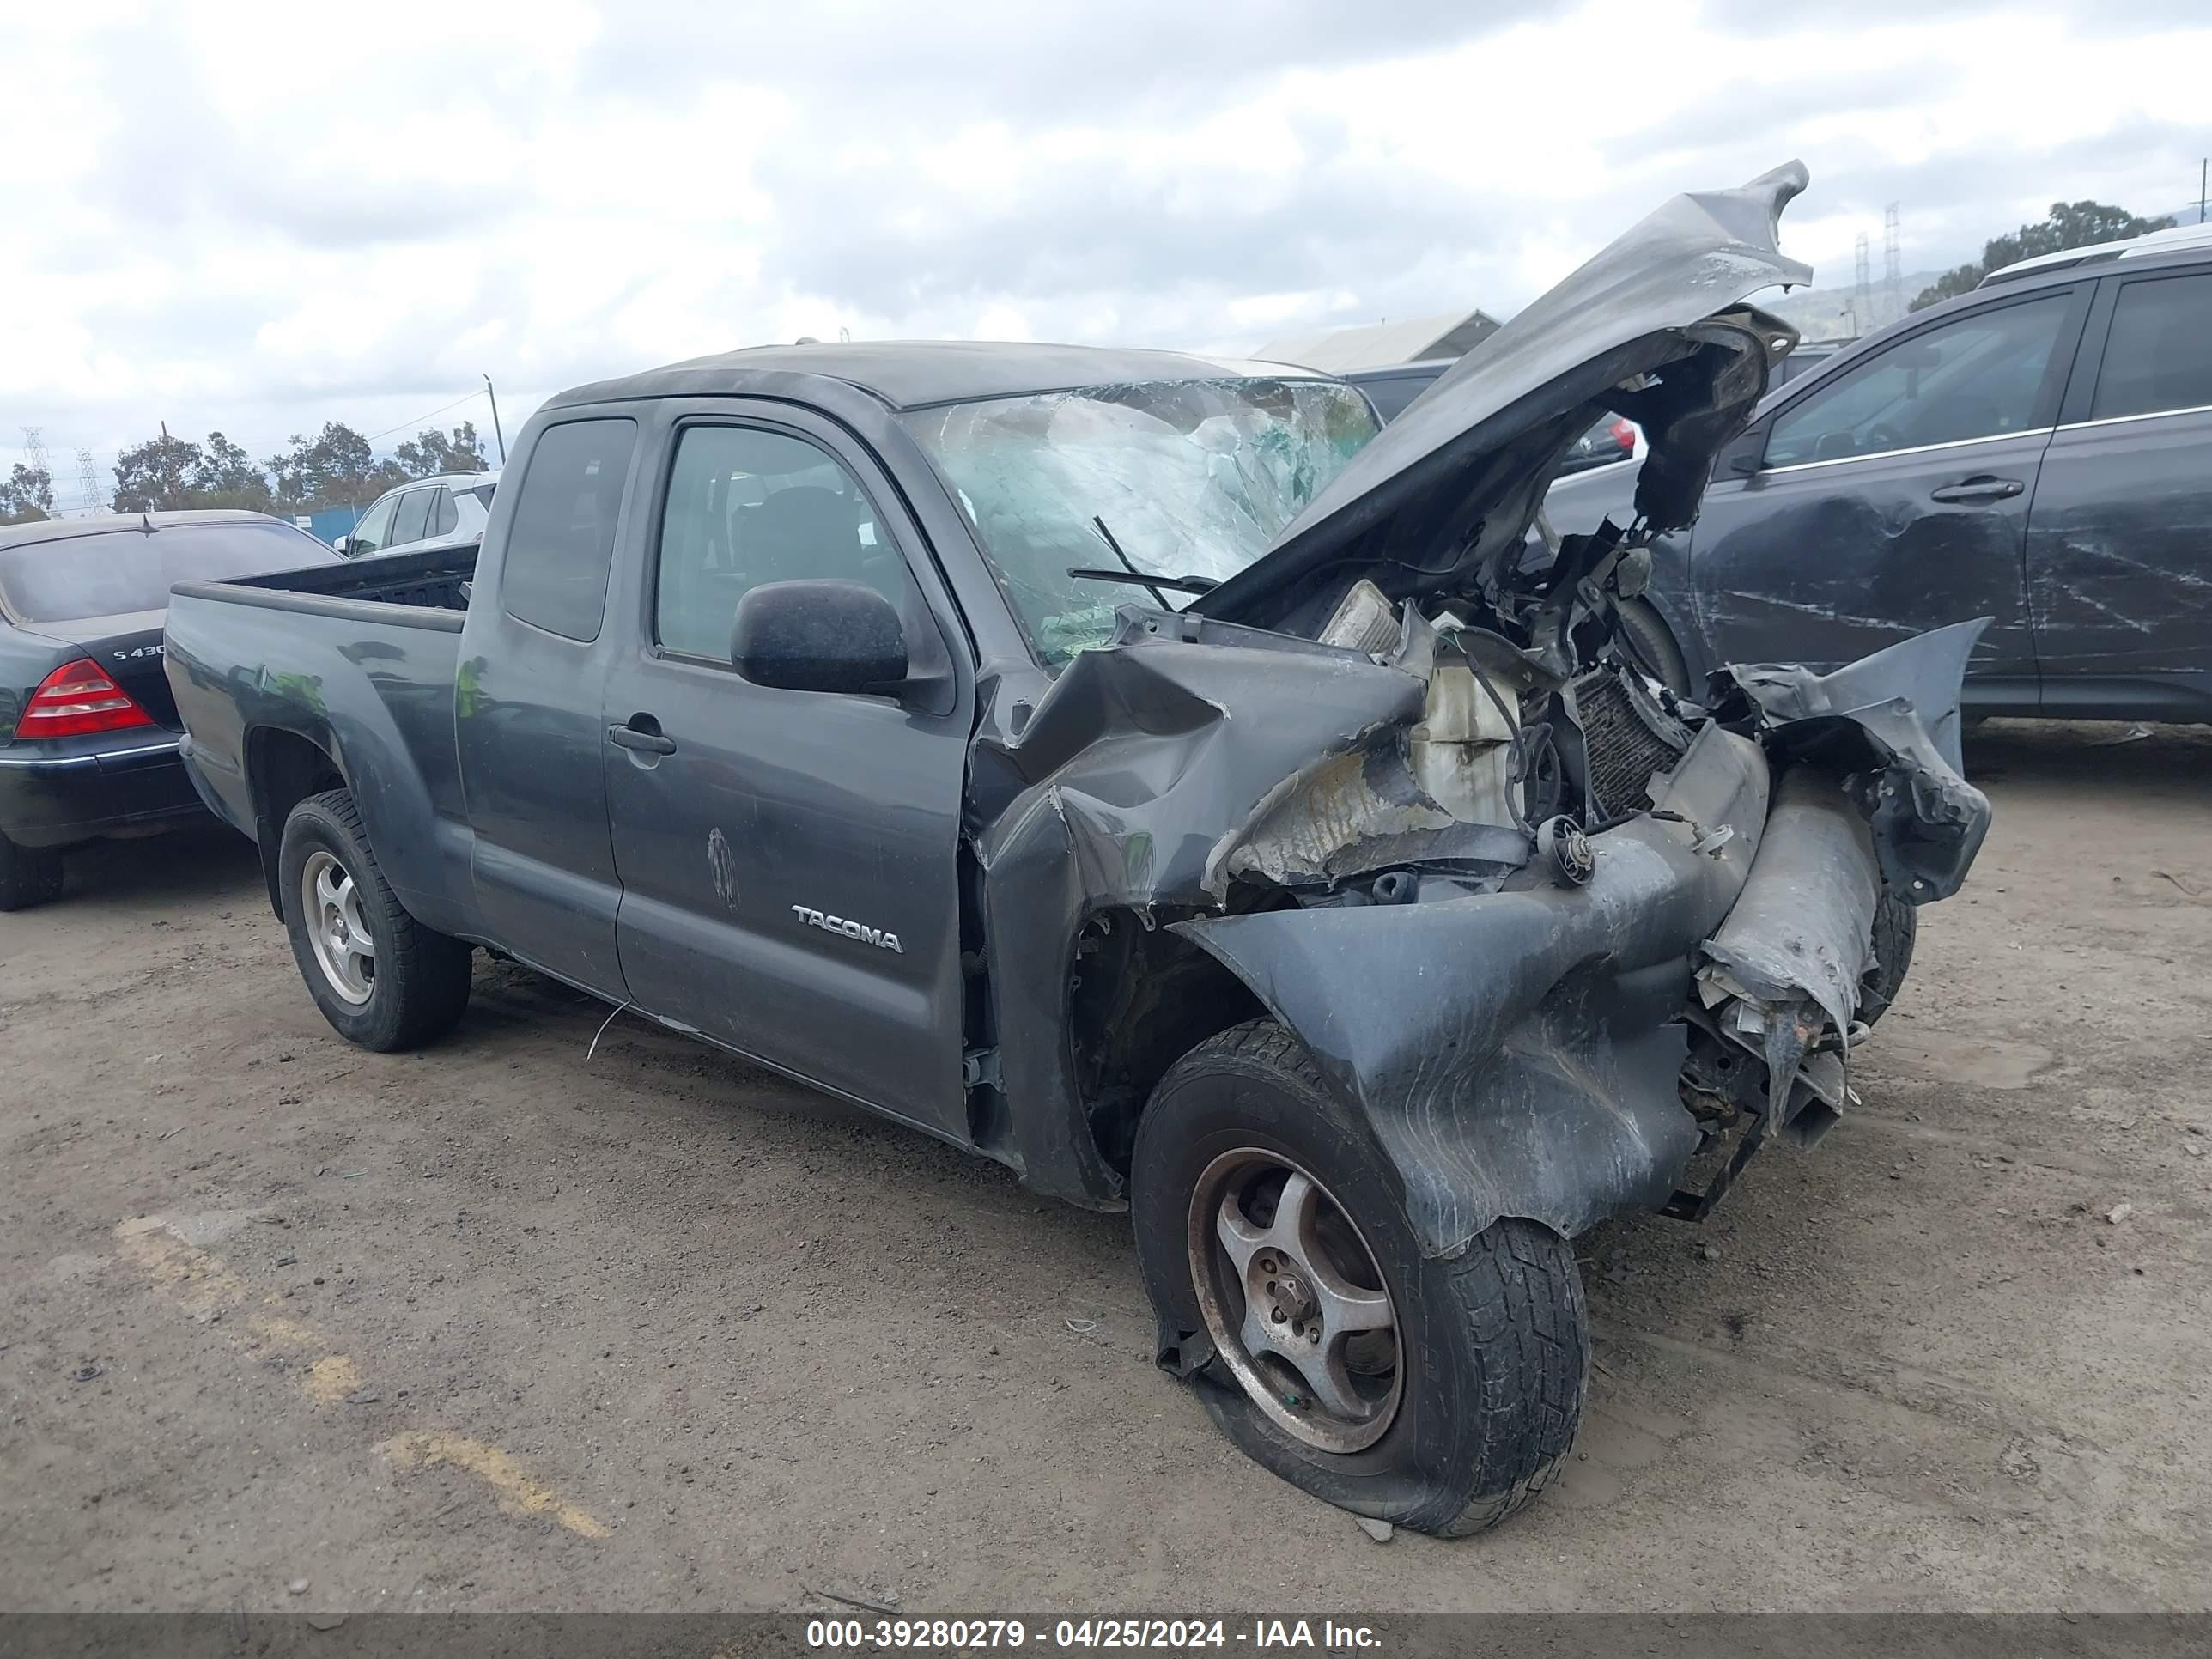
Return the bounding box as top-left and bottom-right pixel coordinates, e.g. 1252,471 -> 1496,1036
0,509 -> 280,553
1251,309 -> 1505,374
550,341 -> 1328,415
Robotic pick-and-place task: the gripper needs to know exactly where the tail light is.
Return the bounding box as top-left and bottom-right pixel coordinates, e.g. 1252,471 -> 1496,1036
17,659 -> 156,739
1608,418 -> 1638,455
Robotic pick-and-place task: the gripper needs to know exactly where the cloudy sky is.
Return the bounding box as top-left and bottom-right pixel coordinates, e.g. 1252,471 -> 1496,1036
3,0 -> 2205,507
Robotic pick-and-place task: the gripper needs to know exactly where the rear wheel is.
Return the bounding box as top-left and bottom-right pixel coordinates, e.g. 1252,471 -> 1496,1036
278,789 -> 473,1050
1132,1020 -> 1586,1535
0,829 -> 65,911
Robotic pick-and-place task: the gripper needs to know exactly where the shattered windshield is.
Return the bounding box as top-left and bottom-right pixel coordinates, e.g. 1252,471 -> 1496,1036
903,378 -> 1378,667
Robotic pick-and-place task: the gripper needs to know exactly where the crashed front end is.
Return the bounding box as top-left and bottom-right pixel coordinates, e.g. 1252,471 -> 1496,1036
969,594 -> 1989,1255
962,159 -> 1991,1255
1173,605 -> 1989,1255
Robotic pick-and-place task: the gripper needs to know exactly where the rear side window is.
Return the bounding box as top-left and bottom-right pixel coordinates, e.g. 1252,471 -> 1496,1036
501,419 -> 637,641
390,488 -> 433,546
429,488 -> 458,538
2090,273 -> 2212,422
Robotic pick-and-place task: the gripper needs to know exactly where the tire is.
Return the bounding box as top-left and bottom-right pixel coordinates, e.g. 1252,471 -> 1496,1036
1131,1019 -> 1586,1536
278,789 -> 473,1050
0,828 -> 66,911
1615,598 -> 1692,699
1858,885 -> 1917,1028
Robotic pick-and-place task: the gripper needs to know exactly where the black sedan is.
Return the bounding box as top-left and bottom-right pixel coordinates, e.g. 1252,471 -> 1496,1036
0,511 -> 337,908
1540,244 -> 2212,721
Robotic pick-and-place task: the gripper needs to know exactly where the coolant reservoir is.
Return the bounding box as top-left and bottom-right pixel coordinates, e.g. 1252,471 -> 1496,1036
1410,663 -> 1519,829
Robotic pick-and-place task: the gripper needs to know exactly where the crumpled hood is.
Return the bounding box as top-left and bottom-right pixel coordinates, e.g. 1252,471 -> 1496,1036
1197,161 -> 1814,633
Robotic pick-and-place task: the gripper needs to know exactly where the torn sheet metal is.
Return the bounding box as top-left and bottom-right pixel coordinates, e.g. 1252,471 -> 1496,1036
1175,722 -> 1771,1255
1698,768 -> 1878,1124
967,609 -> 1434,1203
1719,617 -> 1992,900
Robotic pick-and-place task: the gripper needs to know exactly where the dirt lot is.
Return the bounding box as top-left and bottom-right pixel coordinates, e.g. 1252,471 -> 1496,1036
3,720 -> 2208,1615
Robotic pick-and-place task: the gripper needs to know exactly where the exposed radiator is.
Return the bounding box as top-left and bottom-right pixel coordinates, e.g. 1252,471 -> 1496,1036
1571,666 -> 1687,823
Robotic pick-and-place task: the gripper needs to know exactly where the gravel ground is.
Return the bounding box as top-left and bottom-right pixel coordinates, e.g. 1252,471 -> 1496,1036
2,719 -> 2207,1615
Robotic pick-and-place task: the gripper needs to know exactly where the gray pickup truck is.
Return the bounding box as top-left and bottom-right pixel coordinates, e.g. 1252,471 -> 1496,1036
166,163 -> 1990,1536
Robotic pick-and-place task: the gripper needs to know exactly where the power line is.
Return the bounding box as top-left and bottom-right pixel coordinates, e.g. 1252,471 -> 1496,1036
361,388 -> 489,446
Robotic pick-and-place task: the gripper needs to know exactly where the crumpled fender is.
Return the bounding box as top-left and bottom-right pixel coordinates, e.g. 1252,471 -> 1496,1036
1717,617 -> 1992,902
1173,722 -> 1770,1257
1170,621 -> 1994,1259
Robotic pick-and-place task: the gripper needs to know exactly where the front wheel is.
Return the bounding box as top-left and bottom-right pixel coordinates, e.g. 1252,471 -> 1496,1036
278,789 -> 473,1051
1858,885 -> 1917,1027
1131,1020 -> 1586,1535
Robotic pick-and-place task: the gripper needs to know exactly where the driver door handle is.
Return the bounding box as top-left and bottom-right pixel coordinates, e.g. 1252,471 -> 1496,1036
1929,475 -> 2024,503
608,720 -> 677,756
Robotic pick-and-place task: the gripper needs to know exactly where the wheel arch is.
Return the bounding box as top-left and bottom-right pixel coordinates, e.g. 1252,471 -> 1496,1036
246,726 -> 347,917
1066,907 -> 1268,1182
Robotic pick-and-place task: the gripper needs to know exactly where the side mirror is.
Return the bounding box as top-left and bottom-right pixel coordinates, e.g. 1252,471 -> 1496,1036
332,535 -> 353,556
732,579 -> 908,696
1723,426 -> 1767,476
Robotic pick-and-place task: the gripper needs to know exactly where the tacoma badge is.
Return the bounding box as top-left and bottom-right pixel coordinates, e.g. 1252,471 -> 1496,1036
791,904 -> 903,954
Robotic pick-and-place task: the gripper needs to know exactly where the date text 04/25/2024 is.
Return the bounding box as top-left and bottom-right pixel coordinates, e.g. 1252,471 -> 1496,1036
805,1619 -> 1382,1650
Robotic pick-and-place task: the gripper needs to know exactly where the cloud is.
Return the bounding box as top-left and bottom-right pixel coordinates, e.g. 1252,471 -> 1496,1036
0,0 -> 2204,497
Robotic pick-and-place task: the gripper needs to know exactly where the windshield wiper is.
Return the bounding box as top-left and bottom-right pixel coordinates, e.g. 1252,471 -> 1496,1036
1066,567 -> 1218,596
1069,515 -> 1218,602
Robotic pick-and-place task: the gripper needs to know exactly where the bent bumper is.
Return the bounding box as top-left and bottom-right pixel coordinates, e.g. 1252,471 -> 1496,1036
0,734 -> 205,848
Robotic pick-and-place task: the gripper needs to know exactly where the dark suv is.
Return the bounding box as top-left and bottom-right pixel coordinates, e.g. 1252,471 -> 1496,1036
1541,244 -> 2212,720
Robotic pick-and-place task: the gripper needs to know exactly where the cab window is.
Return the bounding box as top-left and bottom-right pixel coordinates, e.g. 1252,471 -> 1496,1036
501,418 -> 637,641
653,425 -> 905,662
1766,295 -> 2074,467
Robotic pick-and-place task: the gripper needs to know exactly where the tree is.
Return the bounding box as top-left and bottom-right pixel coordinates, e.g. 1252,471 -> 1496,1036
394,421 -> 488,478
1911,200 -> 2177,311
191,431 -> 274,510
112,433 -> 205,513
265,422 -> 399,510
0,463 -> 54,525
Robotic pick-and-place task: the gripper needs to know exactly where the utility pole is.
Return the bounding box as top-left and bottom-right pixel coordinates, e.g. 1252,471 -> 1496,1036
21,425 -> 51,483
1882,203 -> 1902,326
76,449 -> 101,516
1852,232 -> 1872,338
483,374 -> 507,465
2200,158 -> 2208,225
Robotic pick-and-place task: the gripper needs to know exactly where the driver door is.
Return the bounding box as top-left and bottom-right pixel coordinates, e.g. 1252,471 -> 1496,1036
1688,286 -> 2090,694
600,403 -> 975,1143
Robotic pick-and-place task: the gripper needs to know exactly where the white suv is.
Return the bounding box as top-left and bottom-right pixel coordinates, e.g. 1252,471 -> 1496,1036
337,470 -> 500,558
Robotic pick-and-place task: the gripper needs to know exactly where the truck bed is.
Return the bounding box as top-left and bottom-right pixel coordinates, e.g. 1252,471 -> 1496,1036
195,544 -> 478,615
164,544 -> 477,931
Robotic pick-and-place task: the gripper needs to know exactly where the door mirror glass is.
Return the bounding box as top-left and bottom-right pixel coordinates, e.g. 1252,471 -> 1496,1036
732,578 -> 908,696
